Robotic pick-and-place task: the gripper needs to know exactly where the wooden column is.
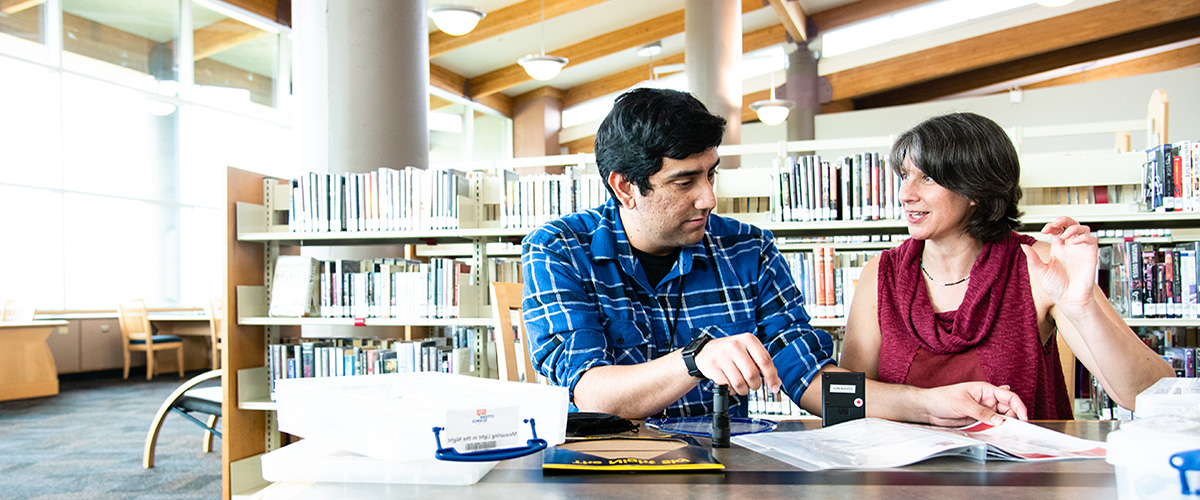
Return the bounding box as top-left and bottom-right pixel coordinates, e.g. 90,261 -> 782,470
513,87 -> 564,159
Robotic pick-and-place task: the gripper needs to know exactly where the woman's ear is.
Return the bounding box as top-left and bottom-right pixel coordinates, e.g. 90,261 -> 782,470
609,171 -> 636,209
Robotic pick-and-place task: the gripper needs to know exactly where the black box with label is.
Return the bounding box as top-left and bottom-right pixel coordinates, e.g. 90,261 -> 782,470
822,371 -> 865,427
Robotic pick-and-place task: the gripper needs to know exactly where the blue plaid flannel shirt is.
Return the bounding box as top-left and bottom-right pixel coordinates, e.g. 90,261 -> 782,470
521,198 -> 834,418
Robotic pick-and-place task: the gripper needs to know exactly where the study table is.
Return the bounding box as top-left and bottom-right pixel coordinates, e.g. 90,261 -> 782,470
147,312 -> 217,370
249,420 -> 1120,500
0,321 -> 68,401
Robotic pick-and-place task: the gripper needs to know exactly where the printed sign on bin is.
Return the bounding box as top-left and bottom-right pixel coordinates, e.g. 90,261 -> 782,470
441,406 -> 520,452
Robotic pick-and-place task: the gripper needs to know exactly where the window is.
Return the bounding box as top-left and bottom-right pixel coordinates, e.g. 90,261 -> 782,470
0,0 -> 292,310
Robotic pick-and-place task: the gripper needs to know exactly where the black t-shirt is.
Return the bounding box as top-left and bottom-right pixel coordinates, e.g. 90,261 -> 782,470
631,246 -> 681,289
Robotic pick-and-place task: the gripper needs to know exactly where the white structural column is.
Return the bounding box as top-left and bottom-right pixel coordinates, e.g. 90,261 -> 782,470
326,0 -> 430,173
685,0 -> 742,167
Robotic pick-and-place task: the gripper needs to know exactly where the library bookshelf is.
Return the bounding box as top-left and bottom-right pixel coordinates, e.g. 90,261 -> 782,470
222,118 -> 1197,497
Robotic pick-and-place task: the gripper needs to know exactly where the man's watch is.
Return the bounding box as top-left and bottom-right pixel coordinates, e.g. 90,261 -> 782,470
681,335 -> 710,379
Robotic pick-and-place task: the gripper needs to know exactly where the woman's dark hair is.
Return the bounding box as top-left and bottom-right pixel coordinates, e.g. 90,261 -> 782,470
594,88 -> 726,201
890,112 -> 1023,242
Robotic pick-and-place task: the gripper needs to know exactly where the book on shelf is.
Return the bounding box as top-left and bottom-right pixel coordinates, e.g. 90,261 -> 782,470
1143,140 -> 1199,213
286,167 -> 476,233
732,417 -> 1106,471
266,327 -> 492,400
784,248 -> 876,320
268,255 -> 320,317
771,152 -> 901,223
1106,240 -> 1200,319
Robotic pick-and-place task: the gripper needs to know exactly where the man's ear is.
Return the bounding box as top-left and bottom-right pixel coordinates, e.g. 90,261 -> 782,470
608,171 -> 637,209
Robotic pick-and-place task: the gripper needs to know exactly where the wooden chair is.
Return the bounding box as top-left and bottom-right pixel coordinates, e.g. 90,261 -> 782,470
142,369 -> 221,468
206,297 -> 225,370
490,282 -> 540,383
117,299 -> 184,380
2,299 -> 34,322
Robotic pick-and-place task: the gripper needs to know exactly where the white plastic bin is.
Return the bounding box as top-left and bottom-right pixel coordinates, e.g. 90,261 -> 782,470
261,439 -> 496,486
273,372 -> 569,463
1107,416 -> 1200,500
1135,378 -> 1200,419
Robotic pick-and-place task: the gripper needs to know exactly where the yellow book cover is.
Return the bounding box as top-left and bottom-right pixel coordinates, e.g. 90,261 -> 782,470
543,436 -> 724,472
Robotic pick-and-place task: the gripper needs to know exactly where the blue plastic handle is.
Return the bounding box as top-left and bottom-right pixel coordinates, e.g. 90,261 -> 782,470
432,418 -> 548,462
1170,449 -> 1200,495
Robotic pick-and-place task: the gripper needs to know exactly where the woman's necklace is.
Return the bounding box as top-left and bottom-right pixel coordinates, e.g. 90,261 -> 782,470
920,263 -> 970,287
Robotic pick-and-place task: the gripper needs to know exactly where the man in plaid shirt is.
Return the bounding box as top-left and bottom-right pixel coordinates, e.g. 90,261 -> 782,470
522,88 -> 1027,425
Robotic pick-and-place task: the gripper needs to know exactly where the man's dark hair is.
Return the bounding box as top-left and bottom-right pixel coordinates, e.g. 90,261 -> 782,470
594,88 -> 726,201
889,112 -> 1023,243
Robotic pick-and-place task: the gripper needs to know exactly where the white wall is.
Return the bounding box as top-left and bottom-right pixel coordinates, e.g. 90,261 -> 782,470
815,67 -> 1200,155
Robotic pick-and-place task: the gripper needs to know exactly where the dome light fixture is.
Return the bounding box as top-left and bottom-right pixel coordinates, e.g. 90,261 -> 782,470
518,0 -> 568,81
750,99 -> 794,126
750,71 -> 794,126
518,54 -> 569,81
637,41 -> 662,58
428,5 -> 486,36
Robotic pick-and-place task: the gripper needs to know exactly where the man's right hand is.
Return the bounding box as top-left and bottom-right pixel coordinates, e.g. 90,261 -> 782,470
693,333 -> 782,396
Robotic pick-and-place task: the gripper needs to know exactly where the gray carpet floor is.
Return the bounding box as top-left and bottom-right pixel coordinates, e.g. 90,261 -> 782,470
0,371 -> 222,500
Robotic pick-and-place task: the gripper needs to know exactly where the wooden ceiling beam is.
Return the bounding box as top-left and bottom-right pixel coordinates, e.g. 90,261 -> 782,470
825,0 -> 1200,102
563,85 -> 789,151
0,0 -> 42,15
740,88 -> 771,123
1014,42 -> 1200,92
766,0 -> 808,42
431,63 -> 514,117
468,10 -> 686,99
854,16 -> 1200,109
430,0 -> 607,58
562,135 -> 595,155
193,18 -> 265,61
468,1 -> 769,100
562,24 -> 787,108
809,0 -> 932,34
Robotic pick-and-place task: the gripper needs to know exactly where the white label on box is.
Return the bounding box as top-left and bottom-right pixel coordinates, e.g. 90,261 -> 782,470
830,384 -> 857,394
442,406 -> 520,452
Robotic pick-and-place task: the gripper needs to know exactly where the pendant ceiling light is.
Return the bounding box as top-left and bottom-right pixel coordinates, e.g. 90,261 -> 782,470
518,0 -> 568,81
749,72 -> 794,126
428,5 -> 486,36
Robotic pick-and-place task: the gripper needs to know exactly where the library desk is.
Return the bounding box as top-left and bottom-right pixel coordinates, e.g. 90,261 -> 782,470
249,420 -> 1120,500
147,312 -> 216,370
0,321 -> 67,401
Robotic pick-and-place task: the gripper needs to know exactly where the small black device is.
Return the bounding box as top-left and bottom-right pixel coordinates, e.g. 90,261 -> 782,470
681,335 -> 710,379
711,384 -> 730,448
821,371 -> 865,427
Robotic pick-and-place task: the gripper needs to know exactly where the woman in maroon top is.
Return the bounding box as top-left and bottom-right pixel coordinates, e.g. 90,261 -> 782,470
840,112 -> 1173,419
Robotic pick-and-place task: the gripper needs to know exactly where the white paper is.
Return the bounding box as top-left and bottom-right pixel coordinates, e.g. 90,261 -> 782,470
732,417 -> 1105,471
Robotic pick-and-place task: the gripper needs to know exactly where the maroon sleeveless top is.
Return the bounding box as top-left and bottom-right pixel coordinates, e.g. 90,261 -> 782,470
876,232 -> 1073,420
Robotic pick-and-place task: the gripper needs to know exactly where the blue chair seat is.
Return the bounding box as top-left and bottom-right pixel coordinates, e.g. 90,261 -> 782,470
130,335 -> 182,345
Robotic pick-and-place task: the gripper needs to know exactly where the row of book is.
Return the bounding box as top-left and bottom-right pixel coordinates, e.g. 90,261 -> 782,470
498,167 -> 607,229
784,248 -> 881,320
1144,141 -> 1200,212
1105,241 -> 1200,319
265,327 -> 491,398
287,167 -> 472,233
774,152 -> 902,223
268,255 -> 477,319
